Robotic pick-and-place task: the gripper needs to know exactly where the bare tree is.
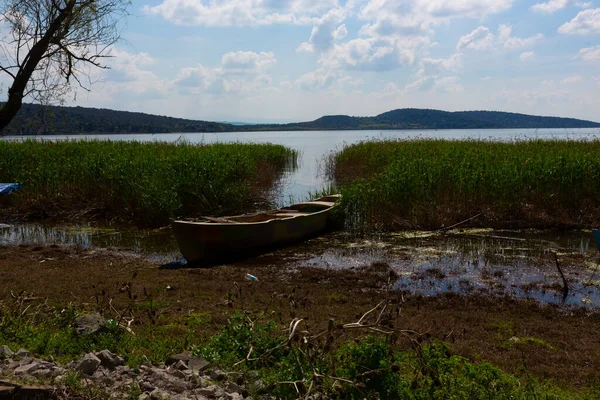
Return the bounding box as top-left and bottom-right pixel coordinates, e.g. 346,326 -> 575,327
0,0 -> 128,133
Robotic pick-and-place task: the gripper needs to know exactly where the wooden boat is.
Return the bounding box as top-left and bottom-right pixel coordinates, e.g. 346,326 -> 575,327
593,229 -> 600,253
172,194 -> 341,264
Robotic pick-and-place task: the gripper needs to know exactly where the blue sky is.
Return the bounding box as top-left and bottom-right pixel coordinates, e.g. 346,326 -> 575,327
29,1 -> 600,122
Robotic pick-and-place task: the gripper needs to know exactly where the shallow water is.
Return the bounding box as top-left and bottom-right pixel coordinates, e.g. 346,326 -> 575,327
294,230 -> 600,307
1,222 -> 599,307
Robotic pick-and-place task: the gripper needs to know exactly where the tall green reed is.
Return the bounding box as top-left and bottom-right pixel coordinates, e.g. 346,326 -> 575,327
330,139 -> 600,230
0,139 -> 297,226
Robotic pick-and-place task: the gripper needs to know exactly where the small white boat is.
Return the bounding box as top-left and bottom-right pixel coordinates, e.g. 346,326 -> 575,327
172,194 -> 341,264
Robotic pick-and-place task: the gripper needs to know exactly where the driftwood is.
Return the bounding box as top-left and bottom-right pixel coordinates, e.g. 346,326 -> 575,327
552,252 -> 569,302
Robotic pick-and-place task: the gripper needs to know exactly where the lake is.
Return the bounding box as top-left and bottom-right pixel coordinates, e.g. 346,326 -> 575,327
9,127 -> 600,203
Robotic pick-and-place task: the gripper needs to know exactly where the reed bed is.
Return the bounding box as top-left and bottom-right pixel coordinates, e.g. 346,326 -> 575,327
329,139 -> 600,230
0,139 -> 297,226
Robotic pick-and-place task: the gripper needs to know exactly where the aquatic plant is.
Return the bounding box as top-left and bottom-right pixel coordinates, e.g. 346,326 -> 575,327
0,139 -> 297,226
330,139 -> 600,230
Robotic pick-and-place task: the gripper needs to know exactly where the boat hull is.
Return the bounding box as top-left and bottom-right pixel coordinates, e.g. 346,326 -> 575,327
172,197 -> 338,264
593,229 -> 600,253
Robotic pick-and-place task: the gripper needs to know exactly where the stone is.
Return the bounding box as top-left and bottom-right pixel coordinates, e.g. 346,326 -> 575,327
188,356 -> 210,373
150,388 -> 170,400
15,349 -> 30,358
210,369 -> 226,381
73,313 -> 106,336
138,394 -> 150,400
0,346 -> 14,358
31,369 -> 53,379
95,349 -> 124,369
226,393 -> 243,400
14,362 -> 42,375
226,382 -> 248,398
170,369 -> 186,380
174,360 -> 188,370
139,381 -> 156,392
166,351 -> 191,366
195,385 -> 224,398
74,353 -> 101,375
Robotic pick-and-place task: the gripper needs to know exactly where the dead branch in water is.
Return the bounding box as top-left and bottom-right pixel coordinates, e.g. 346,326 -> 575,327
552,252 -> 569,302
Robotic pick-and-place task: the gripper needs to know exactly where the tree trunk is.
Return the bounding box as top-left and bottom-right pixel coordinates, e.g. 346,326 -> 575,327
0,0 -> 77,134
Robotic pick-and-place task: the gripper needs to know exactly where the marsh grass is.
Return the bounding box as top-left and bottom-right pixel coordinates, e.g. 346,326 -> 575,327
0,139 -> 297,226
329,139 -> 600,230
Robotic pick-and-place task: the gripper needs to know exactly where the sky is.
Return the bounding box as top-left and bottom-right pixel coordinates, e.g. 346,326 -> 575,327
7,0 -> 600,123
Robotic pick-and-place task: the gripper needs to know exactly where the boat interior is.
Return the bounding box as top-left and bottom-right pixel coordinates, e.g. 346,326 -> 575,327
202,195 -> 341,224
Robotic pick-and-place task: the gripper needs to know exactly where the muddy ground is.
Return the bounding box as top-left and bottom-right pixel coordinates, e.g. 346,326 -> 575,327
1,241 -> 600,391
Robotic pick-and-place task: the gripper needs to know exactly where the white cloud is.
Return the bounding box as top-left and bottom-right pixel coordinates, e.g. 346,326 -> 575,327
531,0 -> 592,13
578,45 -> 600,60
456,25 -> 542,53
321,36 -> 430,71
295,68 -> 339,90
221,51 -> 276,72
144,0 -> 339,26
520,51 -> 536,61
174,50 -> 277,95
558,8 -> 600,34
357,0 -> 513,37
333,24 -> 348,40
531,0 -> 572,14
405,53 -> 464,92
296,8 -> 346,53
498,24 -> 543,49
457,26 -> 495,50
593,76 -> 600,86
561,75 -> 583,84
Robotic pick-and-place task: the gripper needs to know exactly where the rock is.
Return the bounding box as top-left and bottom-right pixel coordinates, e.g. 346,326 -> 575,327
174,360 -> 188,370
226,393 -> 244,400
188,356 -> 210,372
146,368 -> 188,393
73,313 -> 106,336
166,351 -> 191,366
150,388 -> 171,400
0,345 -> 14,358
140,381 -> 156,393
210,369 -> 226,381
170,369 -> 186,380
15,348 -> 30,358
226,382 -> 248,397
74,353 -> 101,375
195,385 -> 224,398
31,368 -> 53,379
138,394 -> 151,400
14,362 -> 42,375
95,349 -> 124,369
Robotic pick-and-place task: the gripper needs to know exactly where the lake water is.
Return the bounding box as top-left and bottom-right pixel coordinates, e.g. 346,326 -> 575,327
10,127 -> 600,203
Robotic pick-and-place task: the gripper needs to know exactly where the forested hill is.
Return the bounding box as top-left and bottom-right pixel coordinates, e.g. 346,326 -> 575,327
2,104 -> 599,135
262,109 -> 600,130
2,104 -> 235,135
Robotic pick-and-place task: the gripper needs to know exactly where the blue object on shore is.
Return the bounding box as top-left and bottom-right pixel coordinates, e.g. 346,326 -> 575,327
592,229 -> 600,253
0,183 -> 20,195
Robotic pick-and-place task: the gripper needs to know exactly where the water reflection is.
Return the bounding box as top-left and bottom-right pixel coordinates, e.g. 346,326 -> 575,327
0,223 -> 179,258
295,230 -> 600,307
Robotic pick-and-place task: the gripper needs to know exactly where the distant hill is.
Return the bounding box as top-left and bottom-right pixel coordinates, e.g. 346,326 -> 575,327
1,104 -> 598,135
3,104 -> 235,135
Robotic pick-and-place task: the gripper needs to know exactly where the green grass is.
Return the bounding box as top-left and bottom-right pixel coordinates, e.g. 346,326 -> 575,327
1,303 -> 598,399
0,139 -> 297,226
329,139 -> 600,230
